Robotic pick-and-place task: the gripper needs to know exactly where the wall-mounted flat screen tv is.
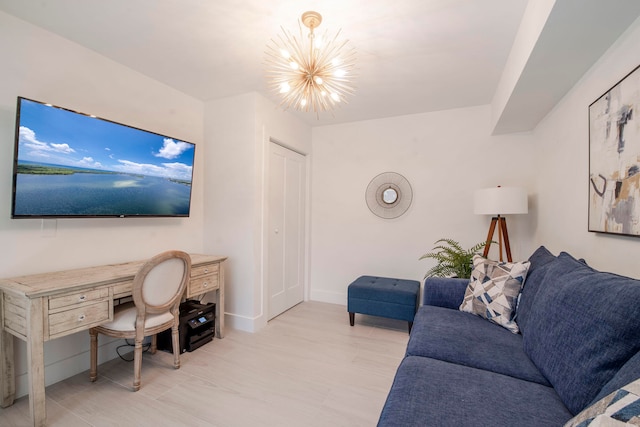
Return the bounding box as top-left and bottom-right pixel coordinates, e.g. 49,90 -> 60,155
11,97 -> 195,218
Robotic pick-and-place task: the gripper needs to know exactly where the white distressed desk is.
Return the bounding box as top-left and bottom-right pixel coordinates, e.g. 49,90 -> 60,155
0,253 -> 226,427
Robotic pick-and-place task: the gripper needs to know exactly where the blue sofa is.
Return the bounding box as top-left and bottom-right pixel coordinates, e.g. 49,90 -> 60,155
378,246 -> 640,426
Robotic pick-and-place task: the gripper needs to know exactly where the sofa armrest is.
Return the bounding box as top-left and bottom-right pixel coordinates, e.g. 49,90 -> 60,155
423,277 -> 469,309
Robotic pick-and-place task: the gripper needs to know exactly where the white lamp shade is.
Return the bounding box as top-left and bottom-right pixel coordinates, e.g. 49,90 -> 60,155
474,186 -> 528,215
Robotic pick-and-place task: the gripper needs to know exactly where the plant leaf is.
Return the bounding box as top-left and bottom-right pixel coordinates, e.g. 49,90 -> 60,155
420,238 -> 489,279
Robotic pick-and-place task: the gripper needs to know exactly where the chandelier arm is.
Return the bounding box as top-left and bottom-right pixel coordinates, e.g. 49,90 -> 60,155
319,34 -> 355,67
315,40 -> 356,77
287,34 -> 310,71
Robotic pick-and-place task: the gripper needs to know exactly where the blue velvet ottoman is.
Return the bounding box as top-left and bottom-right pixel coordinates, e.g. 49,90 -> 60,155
348,276 -> 420,333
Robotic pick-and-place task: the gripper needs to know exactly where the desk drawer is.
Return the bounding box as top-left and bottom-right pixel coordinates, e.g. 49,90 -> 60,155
188,274 -> 219,296
112,280 -> 133,299
48,300 -> 111,338
191,263 -> 219,278
49,288 -> 110,310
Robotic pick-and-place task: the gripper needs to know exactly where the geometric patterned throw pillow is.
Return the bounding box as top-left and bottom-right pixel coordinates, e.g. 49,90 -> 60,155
459,255 -> 530,334
564,378 -> 640,426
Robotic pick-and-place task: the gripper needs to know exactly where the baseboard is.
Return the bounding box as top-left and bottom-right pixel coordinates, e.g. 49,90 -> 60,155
224,312 -> 266,333
310,289 -> 346,306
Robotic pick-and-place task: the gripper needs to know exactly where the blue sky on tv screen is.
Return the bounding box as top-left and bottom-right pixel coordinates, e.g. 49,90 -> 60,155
17,98 -> 194,182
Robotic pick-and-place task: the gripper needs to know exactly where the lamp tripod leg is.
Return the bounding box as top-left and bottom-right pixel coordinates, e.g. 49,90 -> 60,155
498,215 -> 503,262
499,216 -> 513,262
482,217 -> 499,259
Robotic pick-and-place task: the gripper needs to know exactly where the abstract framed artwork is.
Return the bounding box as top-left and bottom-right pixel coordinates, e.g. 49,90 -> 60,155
589,64 -> 640,237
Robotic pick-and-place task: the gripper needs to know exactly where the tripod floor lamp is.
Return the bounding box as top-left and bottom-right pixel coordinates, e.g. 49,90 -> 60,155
474,186 -> 528,262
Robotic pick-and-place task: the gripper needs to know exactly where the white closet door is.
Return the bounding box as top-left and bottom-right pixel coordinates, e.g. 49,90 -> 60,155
267,142 -> 306,320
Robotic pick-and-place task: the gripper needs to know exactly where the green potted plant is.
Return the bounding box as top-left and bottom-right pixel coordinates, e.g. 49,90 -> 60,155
420,238 -> 488,279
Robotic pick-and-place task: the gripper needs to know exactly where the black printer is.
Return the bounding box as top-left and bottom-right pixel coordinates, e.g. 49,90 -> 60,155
157,300 -> 215,353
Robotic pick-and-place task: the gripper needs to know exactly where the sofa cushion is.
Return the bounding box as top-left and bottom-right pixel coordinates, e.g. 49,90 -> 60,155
407,305 -> 550,386
523,252 -> 640,415
515,245 -> 557,335
564,378 -> 640,426
378,356 -> 572,427
592,351 -> 640,405
459,255 -> 530,333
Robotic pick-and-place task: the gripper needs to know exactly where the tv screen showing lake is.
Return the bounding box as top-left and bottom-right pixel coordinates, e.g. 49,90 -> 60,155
11,97 -> 195,218
14,162 -> 192,217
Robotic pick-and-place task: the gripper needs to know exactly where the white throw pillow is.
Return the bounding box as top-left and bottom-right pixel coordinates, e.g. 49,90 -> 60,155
459,255 -> 530,333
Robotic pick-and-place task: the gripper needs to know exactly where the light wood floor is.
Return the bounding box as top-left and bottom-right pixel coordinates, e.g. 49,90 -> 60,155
0,302 -> 410,426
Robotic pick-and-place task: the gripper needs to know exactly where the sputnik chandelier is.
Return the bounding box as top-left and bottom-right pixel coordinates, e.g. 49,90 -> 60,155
265,11 -> 356,118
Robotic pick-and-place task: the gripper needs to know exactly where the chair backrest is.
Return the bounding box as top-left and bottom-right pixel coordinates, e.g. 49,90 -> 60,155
132,250 -> 191,316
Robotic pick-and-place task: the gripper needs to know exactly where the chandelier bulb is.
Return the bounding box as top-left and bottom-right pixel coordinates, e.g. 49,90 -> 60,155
314,76 -> 323,85
279,82 -> 291,93
280,49 -> 291,59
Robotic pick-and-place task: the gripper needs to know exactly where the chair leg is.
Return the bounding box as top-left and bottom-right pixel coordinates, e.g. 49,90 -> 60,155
171,323 -> 181,369
89,328 -> 98,382
133,337 -> 143,392
349,312 -> 355,326
150,334 -> 157,354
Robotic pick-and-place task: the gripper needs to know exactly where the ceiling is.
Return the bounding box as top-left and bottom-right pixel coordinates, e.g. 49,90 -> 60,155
0,1 -> 639,128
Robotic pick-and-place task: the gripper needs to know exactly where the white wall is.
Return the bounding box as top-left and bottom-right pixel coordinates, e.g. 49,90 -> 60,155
203,93 -> 256,331
310,105 -> 537,304
533,16 -> 640,278
0,12 -> 205,397
203,92 -> 310,332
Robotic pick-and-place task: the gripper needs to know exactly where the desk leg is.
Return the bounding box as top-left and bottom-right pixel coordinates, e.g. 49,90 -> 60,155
0,295 -> 16,407
27,298 -> 46,427
217,263 -> 225,339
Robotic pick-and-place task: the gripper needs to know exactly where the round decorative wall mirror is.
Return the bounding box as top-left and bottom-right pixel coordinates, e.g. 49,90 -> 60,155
365,172 -> 413,219
382,188 -> 398,204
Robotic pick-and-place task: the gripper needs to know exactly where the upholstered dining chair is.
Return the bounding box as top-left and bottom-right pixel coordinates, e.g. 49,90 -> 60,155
89,250 -> 191,391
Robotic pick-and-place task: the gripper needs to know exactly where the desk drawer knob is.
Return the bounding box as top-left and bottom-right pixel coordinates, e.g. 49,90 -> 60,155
79,295 -> 86,302
204,268 -> 209,273
78,314 -> 86,321
203,282 -> 208,288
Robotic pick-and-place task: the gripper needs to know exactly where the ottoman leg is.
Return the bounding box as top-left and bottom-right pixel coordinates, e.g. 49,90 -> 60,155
349,312 -> 355,326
